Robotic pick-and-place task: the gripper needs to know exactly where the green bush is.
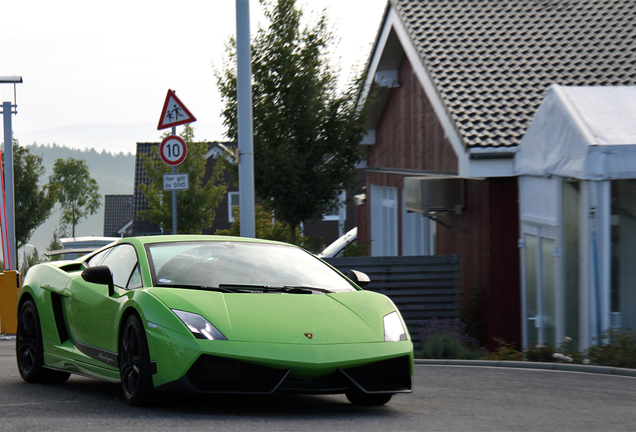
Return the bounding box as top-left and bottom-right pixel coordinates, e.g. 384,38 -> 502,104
421,333 -> 481,360
523,338 -> 582,363
419,319 -> 482,360
559,337 -> 586,364
524,343 -> 557,362
483,338 -> 524,361
522,332 -> 636,367
342,241 -> 370,257
587,330 -> 636,369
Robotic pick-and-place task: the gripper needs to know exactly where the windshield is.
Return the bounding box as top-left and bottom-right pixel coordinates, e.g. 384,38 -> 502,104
146,241 -> 356,293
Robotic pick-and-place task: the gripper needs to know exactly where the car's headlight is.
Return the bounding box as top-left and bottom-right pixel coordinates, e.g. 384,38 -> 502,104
384,311 -> 407,342
172,309 -> 228,341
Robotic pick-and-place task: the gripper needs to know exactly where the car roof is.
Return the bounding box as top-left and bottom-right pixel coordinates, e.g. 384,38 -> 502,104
115,235 -> 292,247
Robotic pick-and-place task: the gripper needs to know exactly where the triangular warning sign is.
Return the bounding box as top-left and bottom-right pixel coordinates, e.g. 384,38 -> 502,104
157,89 -> 197,130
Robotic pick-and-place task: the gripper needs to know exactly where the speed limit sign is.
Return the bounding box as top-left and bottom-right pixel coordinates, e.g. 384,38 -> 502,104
160,135 -> 188,166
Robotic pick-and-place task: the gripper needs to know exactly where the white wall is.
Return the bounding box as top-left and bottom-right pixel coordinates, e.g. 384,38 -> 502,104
519,176 -> 560,226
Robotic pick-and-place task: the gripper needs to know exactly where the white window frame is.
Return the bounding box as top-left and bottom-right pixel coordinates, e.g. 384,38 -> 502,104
323,191 -> 347,222
228,191 -> 240,223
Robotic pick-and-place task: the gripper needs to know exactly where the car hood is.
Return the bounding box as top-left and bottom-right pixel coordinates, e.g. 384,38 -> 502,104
149,288 -> 396,344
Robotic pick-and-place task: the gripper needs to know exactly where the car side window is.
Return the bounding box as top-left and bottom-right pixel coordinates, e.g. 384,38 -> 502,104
127,264 -> 142,289
88,248 -> 112,267
100,244 -> 139,289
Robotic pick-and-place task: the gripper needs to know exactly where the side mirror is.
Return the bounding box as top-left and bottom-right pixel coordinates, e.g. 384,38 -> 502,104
82,265 -> 115,296
348,270 -> 371,287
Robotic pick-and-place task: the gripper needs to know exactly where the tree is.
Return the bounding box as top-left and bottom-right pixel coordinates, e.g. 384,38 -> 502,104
19,246 -> 41,275
217,205 -> 296,241
216,0 -> 366,244
48,157 -> 102,237
45,225 -> 67,262
137,125 -> 227,234
8,140 -> 56,249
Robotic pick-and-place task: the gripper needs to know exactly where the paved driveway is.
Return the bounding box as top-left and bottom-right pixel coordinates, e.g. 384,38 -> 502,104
1,340 -> 635,431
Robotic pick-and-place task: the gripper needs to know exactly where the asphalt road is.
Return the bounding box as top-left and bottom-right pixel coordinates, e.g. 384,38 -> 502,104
1,339 -> 635,431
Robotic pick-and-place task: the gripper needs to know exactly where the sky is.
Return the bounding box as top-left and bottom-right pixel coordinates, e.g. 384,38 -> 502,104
2,0 -> 388,155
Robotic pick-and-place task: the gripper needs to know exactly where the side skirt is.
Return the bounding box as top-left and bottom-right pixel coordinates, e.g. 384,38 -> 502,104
74,341 -> 119,368
73,341 -> 156,374
45,341 -> 158,380
43,352 -> 121,382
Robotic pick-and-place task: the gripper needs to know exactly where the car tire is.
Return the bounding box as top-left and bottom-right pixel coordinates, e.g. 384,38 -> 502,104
16,300 -> 71,384
345,392 -> 393,406
119,313 -> 154,406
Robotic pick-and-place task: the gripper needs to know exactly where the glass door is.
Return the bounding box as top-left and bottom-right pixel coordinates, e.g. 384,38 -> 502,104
525,234 -> 539,345
541,237 -> 557,344
523,233 -> 557,347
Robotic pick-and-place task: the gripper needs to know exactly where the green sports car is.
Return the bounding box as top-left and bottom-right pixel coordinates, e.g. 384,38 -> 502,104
16,235 -> 413,406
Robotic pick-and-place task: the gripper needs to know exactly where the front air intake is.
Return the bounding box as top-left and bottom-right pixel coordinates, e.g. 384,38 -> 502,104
186,355 -> 289,394
340,356 -> 412,393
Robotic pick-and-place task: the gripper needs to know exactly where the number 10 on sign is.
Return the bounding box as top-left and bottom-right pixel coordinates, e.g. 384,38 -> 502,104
160,136 -> 188,166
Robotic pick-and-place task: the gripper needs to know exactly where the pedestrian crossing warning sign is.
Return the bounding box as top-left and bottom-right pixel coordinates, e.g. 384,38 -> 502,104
157,89 -> 197,130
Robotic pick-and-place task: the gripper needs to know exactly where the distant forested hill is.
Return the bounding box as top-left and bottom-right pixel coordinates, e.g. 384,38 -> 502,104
22,143 -> 136,257
26,144 -> 135,196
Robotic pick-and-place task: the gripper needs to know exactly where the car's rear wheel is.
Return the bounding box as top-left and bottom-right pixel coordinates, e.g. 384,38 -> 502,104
345,392 -> 393,406
16,300 -> 71,384
119,313 -> 154,406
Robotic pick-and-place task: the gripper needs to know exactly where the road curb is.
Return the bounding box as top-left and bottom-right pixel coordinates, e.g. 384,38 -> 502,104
2,336 -> 635,377
415,359 -> 636,377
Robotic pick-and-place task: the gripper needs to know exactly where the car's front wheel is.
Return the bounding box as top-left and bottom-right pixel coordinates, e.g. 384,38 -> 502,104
345,392 -> 393,406
16,300 -> 70,384
119,313 -> 154,406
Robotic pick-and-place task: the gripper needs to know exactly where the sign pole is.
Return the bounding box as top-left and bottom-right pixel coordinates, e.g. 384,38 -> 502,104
171,126 -> 177,235
157,88 -> 195,236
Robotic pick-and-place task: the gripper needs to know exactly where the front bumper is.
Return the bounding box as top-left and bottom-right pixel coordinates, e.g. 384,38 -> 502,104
146,323 -> 413,394
157,354 -> 412,395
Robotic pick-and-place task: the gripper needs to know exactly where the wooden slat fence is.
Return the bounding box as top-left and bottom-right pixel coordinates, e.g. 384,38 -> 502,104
324,255 -> 461,351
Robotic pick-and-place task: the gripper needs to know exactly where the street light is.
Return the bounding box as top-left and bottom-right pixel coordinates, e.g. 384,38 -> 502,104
0,74 -> 23,270
0,76 -> 23,109
236,0 -> 255,238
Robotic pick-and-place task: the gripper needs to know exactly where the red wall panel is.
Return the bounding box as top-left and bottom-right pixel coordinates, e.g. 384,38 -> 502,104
362,56 -> 521,348
369,56 -> 458,174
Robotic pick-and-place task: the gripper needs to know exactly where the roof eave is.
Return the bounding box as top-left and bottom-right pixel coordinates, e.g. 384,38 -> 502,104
358,3 -> 471,176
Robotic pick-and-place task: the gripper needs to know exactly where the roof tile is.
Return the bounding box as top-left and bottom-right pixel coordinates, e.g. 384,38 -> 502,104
392,0 -> 636,147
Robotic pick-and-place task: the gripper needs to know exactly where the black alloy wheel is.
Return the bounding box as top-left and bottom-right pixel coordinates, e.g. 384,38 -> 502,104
119,314 -> 154,406
16,300 -> 70,383
345,392 -> 393,406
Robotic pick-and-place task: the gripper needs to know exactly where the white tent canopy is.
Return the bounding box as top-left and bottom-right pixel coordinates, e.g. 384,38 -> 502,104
515,85 -> 636,180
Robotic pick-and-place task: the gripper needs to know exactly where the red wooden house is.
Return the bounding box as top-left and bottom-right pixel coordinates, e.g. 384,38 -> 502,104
357,0 -> 636,347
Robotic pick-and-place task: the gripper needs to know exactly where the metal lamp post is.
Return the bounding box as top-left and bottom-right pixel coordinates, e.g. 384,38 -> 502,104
236,0 -> 256,238
0,76 -> 22,270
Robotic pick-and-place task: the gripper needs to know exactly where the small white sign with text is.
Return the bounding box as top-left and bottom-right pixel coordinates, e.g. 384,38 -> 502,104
163,173 -> 190,191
